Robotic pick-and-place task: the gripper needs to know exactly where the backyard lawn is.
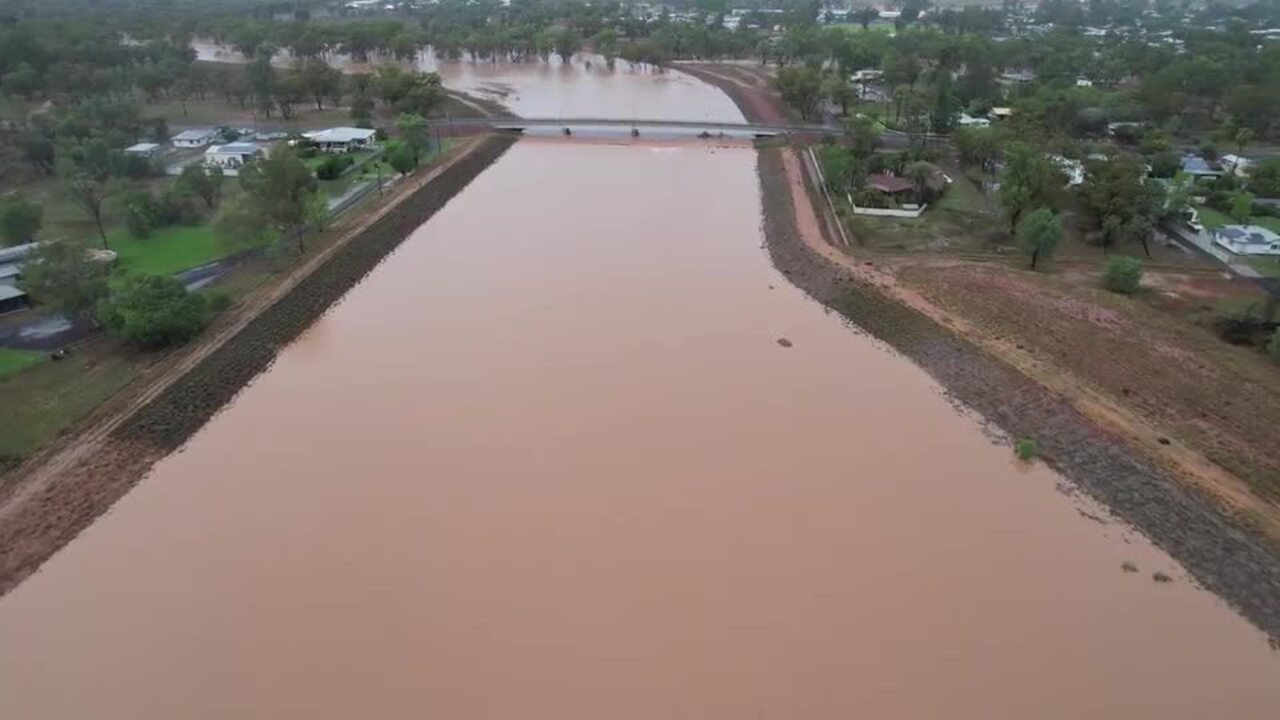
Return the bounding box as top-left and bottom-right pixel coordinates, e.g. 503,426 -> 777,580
0,348 -> 43,380
1246,255 -> 1280,278
1194,204 -> 1280,234
107,224 -> 227,277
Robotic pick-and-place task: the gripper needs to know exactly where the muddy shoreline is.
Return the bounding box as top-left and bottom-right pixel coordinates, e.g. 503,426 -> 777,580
756,146 -> 1280,640
0,135 -> 517,596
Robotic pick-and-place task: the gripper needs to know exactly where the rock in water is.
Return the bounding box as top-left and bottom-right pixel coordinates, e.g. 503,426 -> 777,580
777,338 -> 793,348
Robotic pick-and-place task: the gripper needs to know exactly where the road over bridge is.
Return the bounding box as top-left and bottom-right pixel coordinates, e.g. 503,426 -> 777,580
444,117 -> 926,147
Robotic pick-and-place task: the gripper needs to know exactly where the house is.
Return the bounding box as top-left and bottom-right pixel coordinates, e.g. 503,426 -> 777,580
1220,154 -> 1254,178
203,142 -> 263,173
1180,153 -> 1221,177
867,167 -> 948,199
1075,77 -> 1094,87
850,69 -> 883,83
957,113 -> 990,128
124,142 -> 161,158
998,69 -> 1036,85
988,107 -> 1013,121
171,128 -> 219,149
0,242 -> 38,314
1048,154 -> 1085,186
303,127 -> 377,153
868,173 -> 915,197
1214,225 -> 1280,256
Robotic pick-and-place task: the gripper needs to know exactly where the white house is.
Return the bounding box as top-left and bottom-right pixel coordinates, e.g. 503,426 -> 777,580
1048,154 -> 1085,186
304,127 -> 378,154
850,69 -> 883,83
1075,77 -> 1094,87
957,113 -> 990,128
1220,154 -> 1254,178
171,128 -> 219,148
1214,225 -> 1280,256
988,107 -> 1013,121
204,142 -> 262,173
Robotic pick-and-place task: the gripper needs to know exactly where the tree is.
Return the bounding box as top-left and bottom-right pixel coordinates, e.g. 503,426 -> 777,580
1080,156 -> 1163,255
176,163 -> 224,210
1234,126 -> 1255,157
1230,191 -> 1255,224
554,28 -> 582,64
857,6 -> 879,30
953,127 -> 1000,172
1249,158 -> 1280,198
384,140 -> 417,175
395,112 -> 429,165
0,195 -> 42,247
301,59 -> 343,111
843,114 -> 881,158
776,66 -> 822,120
1102,256 -> 1144,295
1017,208 -> 1064,270
906,161 -> 933,204
822,75 -> 855,116
19,239 -> 110,318
999,145 -> 1062,233
231,147 -> 321,253
59,162 -> 117,249
99,274 -> 207,350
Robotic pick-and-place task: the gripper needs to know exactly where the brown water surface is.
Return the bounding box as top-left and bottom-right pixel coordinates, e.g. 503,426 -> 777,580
0,139 -> 1276,719
187,39 -> 741,121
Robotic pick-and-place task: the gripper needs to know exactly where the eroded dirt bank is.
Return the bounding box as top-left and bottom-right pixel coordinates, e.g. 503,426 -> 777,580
0,135 -> 517,597
757,145 -> 1280,640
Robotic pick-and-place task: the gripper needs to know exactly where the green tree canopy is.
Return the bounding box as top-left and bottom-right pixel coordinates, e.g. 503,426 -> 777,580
99,274 -> 207,350
0,195 -> 43,247
19,239 -> 110,317
1016,208 -> 1064,270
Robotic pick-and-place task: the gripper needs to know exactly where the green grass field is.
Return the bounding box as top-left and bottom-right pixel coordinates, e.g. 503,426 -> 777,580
1194,204 -> 1280,234
1245,255 -> 1280,278
0,343 -> 140,466
108,224 -> 226,277
0,348 -> 43,380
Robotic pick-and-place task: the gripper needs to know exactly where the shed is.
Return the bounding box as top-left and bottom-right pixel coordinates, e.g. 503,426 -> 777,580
204,142 -> 262,172
0,282 -> 27,314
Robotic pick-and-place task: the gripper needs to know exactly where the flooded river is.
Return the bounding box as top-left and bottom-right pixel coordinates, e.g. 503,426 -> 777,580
1,64 -> 1278,719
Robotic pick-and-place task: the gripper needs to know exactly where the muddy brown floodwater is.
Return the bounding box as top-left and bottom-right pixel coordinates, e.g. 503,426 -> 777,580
2,66 -> 1279,718
187,39 -> 743,121
1,138 -> 1277,719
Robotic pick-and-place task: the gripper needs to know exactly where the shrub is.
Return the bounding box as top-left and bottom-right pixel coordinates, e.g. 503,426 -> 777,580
1268,328 -> 1280,363
204,289 -> 232,313
1014,438 -> 1039,460
1102,256 -> 1143,295
121,190 -> 157,239
99,274 -> 208,350
314,154 -> 353,180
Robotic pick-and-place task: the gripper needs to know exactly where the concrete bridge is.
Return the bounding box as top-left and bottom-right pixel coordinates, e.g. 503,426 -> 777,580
443,117 -> 924,148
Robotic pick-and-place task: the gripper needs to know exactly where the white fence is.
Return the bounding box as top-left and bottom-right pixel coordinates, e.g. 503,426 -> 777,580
848,202 -> 927,218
